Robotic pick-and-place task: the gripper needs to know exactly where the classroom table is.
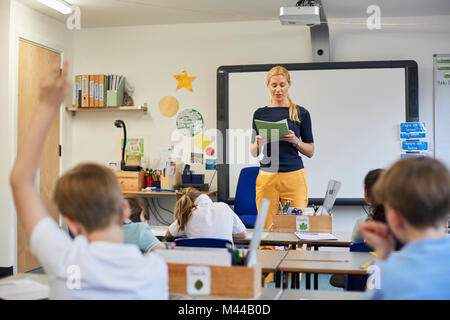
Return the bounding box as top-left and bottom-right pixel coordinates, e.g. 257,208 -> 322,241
151,227 -> 352,250
279,289 -> 365,300
0,273 -> 49,300
124,190 -> 217,197
278,251 -> 372,290
257,250 -> 289,288
170,287 -> 283,300
301,231 -> 352,249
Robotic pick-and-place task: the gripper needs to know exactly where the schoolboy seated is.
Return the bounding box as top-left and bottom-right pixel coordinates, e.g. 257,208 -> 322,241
359,157 -> 450,300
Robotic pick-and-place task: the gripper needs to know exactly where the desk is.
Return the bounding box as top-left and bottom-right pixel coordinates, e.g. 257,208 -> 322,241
170,287 -> 282,300
301,231 -> 352,249
257,250 -> 288,288
124,190 -> 217,196
0,273 -> 48,285
279,289 -> 365,300
156,229 -> 352,249
0,273 -> 49,300
234,231 -> 299,248
278,251 -> 372,290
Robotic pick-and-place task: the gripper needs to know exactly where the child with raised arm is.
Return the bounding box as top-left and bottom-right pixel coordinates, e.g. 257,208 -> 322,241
359,157 -> 450,300
10,59 -> 168,299
165,187 -> 247,244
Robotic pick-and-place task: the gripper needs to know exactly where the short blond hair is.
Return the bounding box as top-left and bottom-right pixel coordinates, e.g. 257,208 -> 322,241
54,163 -> 124,232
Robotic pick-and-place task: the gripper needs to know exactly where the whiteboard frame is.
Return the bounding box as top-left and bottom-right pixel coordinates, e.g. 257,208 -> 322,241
216,60 -> 418,205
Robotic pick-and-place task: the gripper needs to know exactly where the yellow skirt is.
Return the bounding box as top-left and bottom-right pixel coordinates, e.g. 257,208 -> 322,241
255,168 -> 308,230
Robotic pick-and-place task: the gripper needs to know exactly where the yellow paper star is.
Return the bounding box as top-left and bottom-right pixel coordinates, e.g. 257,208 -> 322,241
174,67 -> 196,92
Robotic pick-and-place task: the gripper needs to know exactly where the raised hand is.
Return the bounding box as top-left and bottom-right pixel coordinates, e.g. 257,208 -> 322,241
39,57 -> 69,110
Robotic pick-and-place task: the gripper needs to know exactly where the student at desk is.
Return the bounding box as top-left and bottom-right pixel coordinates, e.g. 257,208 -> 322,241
351,169 -> 385,242
123,195 -> 164,253
359,157 -> 450,300
165,188 -> 247,244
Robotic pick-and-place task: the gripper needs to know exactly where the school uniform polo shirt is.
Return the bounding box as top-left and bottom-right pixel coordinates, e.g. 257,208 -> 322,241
365,237 -> 450,300
30,217 -> 168,299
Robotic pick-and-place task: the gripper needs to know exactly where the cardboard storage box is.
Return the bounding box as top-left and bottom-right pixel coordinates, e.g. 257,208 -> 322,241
115,170 -> 145,192
167,263 -> 261,299
272,214 -> 332,233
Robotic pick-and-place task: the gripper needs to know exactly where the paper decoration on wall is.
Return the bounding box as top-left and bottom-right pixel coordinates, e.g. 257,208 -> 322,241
205,159 -> 217,170
158,96 -> 179,117
191,152 -> 204,164
194,133 -> 210,150
174,67 -> 196,92
205,147 -> 215,156
176,108 -> 204,137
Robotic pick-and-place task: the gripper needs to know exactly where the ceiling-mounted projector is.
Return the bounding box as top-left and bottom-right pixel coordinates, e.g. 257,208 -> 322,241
280,5 -> 321,26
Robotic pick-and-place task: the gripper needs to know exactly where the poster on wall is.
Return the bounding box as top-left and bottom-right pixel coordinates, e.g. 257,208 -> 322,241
176,108 -> 204,137
121,138 -> 144,166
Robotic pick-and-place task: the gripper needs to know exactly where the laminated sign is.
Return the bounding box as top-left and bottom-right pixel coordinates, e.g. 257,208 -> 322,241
186,266 -> 211,295
296,216 -> 309,232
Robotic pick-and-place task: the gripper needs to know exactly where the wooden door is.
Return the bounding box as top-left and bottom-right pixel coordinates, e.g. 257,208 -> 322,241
17,39 -> 61,273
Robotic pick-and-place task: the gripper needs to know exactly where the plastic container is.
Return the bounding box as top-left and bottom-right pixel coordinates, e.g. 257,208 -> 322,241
181,174 -> 192,184
191,174 -> 204,184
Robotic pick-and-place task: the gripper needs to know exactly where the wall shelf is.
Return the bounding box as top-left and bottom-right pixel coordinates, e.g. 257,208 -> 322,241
66,103 -> 148,116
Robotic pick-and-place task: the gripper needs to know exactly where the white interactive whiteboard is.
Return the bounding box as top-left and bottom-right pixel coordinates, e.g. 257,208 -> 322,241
217,61 -> 418,205
434,54 -> 450,170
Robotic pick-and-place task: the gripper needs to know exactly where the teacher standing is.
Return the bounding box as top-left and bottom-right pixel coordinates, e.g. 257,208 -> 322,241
250,66 -> 315,230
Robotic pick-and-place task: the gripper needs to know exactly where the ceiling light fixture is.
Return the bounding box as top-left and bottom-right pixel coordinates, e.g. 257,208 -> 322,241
37,0 -> 72,15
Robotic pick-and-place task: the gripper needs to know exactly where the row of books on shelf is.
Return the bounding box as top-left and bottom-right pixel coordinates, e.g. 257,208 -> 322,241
74,74 -> 125,108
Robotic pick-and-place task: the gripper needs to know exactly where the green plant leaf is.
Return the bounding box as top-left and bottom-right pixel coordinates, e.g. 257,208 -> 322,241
299,223 -> 308,230
194,279 -> 203,290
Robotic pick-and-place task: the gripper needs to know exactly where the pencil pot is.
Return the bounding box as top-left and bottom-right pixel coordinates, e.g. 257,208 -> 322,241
181,174 -> 192,184
191,174 -> 204,184
154,181 -> 161,188
146,176 -> 154,188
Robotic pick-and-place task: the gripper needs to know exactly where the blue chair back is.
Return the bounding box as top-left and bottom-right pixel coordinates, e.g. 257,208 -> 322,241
345,241 -> 373,291
233,166 -> 259,228
174,237 -> 233,249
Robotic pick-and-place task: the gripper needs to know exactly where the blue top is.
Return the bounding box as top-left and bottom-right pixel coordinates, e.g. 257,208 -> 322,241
123,222 -> 161,253
252,106 -> 314,172
365,236 -> 450,300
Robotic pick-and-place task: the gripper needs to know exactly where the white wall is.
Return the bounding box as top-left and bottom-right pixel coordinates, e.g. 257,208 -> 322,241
72,16 -> 450,232
1,0 -> 74,270
0,0 -> 12,268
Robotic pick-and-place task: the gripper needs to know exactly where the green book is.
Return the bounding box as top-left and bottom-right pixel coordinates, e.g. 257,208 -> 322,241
254,119 -> 290,142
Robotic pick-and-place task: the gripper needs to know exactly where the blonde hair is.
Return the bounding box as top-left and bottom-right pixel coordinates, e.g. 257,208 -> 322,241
266,65 -> 300,123
54,163 -> 124,233
174,187 -> 202,231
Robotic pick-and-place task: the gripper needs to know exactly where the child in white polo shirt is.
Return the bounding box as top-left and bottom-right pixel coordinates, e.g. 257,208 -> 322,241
166,188 -> 247,244
10,59 -> 168,300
